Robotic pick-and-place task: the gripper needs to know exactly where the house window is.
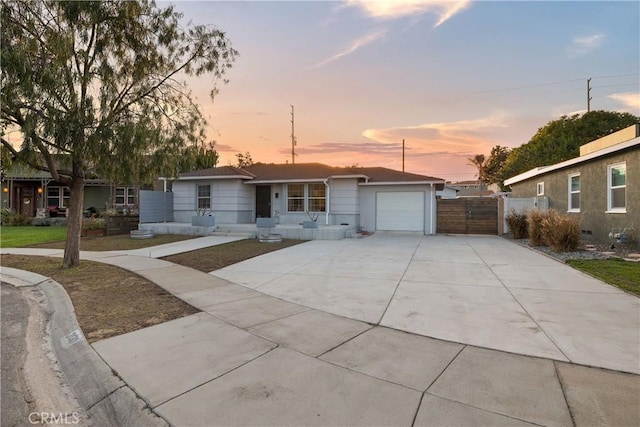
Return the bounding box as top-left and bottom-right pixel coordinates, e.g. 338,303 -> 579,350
536,182 -> 545,196
196,184 -> 211,209
607,162 -> 626,212
308,183 -> 326,212
47,186 -> 70,207
287,184 -> 305,212
115,187 -> 137,206
568,174 -> 580,212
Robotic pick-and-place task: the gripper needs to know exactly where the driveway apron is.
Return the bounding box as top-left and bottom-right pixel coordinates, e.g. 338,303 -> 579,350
213,233 -> 640,374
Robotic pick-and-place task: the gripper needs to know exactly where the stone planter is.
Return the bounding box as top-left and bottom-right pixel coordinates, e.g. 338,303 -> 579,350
302,221 -> 318,229
191,215 -> 216,227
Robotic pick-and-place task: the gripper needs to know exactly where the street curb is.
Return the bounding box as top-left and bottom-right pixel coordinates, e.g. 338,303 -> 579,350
2,269 -> 168,426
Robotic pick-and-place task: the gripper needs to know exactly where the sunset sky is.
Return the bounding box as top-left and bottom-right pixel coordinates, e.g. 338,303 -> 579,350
173,0 -> 639,181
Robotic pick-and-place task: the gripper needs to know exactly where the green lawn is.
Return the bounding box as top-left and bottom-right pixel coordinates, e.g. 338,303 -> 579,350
568,258 -> 640,296
0,225 -> 67,248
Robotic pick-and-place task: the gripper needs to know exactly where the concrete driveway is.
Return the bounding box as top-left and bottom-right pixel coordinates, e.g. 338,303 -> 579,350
213,233 -> 639,374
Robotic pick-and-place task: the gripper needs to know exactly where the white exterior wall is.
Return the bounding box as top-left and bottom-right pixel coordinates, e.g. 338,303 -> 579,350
268,180 -> 360,226
329,178 -> 359,227
173,179 -> 253,223
358,184 -> 437,234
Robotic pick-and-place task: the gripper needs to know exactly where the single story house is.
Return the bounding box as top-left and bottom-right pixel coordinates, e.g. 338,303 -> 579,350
504,124 -> 639,247
1,162 -> 140,218
171,163 -> 445,234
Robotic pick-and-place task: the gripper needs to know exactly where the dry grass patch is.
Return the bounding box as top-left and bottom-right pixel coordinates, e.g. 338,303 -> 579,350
1,255 -> 198,343
29,233 -> 196,251
162,238 -> 304,272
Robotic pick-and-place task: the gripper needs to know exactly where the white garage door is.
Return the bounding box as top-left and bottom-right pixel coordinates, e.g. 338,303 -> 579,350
376,192 -> 425,231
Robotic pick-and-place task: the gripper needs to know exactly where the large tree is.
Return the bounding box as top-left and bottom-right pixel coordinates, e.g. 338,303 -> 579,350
484,145 -> 511,190
1,0 -> 236,267
501,111 -> 639,183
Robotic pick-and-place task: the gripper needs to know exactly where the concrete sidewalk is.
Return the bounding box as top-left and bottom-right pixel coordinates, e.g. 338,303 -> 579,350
2,234 -> 639,426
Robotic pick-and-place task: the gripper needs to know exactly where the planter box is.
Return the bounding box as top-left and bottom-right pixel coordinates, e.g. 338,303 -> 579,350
256,217 -> 276,228
82,228 -> 105,237
192,215 -> 216,227
302,221 -> 318,229
105,215 -> 139,236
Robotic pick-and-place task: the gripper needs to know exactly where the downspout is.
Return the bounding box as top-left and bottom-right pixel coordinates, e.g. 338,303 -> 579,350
324,178 -> 330,225
430,183 -> 435,235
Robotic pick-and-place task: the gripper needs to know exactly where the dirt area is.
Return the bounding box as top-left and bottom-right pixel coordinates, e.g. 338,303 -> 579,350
1,255 -> 198,343
4,238 -> 305,343
161,239 -> 304,272
29,233 -> 195,251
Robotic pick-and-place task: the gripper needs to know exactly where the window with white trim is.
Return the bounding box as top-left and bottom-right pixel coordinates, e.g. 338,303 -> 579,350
607,162 -> 626,212
115,187 -> 137,206
196,184 -> 211,209
47,186 -> 70,207
536,182 -> 544,196
568,173 -> 580,212
308,183 -> 326,212
287,184 -> 305,212
286,183 -> 327,213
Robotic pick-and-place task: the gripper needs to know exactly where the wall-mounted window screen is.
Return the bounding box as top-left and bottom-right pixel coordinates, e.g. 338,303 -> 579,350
608,163 -> 626,211
568,174 -> 580,212
47,186 -> 70,207
115,187 -> 136,206
308,183 -> 326,212
197,184 -> 211,209
287,184 -> 305,212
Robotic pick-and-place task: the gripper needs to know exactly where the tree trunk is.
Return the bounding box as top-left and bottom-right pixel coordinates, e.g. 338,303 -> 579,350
63,177 -> 85,268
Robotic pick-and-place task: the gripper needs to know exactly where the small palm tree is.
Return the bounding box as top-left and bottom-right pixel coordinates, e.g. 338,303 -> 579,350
467,154 -> 488,192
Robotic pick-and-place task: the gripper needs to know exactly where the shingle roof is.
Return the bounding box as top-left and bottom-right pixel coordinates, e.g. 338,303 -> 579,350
178,166 -> 254,178
353,167 -> 442,183
178,162 -> 444,183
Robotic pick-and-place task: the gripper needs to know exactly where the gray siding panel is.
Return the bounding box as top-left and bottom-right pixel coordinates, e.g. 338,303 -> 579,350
139,190 -> 173,223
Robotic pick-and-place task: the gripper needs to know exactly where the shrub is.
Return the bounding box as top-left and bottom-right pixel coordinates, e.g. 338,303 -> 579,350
82,217 -> 106,230
0,208 -> 12,225
505,210 -> 528,239
6,212 -> 31,226
541,209 -> 581,252
528,209 -> 546,247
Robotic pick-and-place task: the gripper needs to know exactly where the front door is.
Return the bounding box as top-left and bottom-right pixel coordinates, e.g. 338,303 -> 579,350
18,186 -> 36,216
256,185 -> 271,218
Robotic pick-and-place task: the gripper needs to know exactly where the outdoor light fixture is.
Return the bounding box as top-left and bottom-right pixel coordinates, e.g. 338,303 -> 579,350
37,187 -> 43,194
2,187 -> 8,193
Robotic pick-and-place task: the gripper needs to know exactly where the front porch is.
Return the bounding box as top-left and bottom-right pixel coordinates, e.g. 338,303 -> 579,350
138,222 -> 356,241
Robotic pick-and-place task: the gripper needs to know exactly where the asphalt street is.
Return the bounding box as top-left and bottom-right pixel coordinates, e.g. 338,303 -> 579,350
1,282 -> 34,427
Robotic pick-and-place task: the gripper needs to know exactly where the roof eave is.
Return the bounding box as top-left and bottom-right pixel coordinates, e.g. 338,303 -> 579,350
176,175 -> 254,181
359,180 -> 445,186
505,137 -> 640,186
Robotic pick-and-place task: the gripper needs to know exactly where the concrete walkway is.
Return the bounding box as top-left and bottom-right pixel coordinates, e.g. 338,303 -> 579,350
2,234 -> 639,426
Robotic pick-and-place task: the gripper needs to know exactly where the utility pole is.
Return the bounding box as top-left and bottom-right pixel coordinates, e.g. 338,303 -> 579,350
402,139 -> 405,172
290,105 -> 297,164
587,78 -> 592,112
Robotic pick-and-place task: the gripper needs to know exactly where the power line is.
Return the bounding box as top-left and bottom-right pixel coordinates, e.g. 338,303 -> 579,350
593,83 -> 639,89
590,73 -> 639,79
470,74 -> 638,96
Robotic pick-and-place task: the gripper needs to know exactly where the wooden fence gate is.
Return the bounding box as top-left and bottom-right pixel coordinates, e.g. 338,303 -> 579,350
436,198 -> 498,235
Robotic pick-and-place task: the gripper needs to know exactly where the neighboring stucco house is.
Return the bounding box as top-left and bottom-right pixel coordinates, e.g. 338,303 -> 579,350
171,163 -> 445,234
436,186 -> 459,199
1,162 -> 140,217
504,125 -> 639,247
